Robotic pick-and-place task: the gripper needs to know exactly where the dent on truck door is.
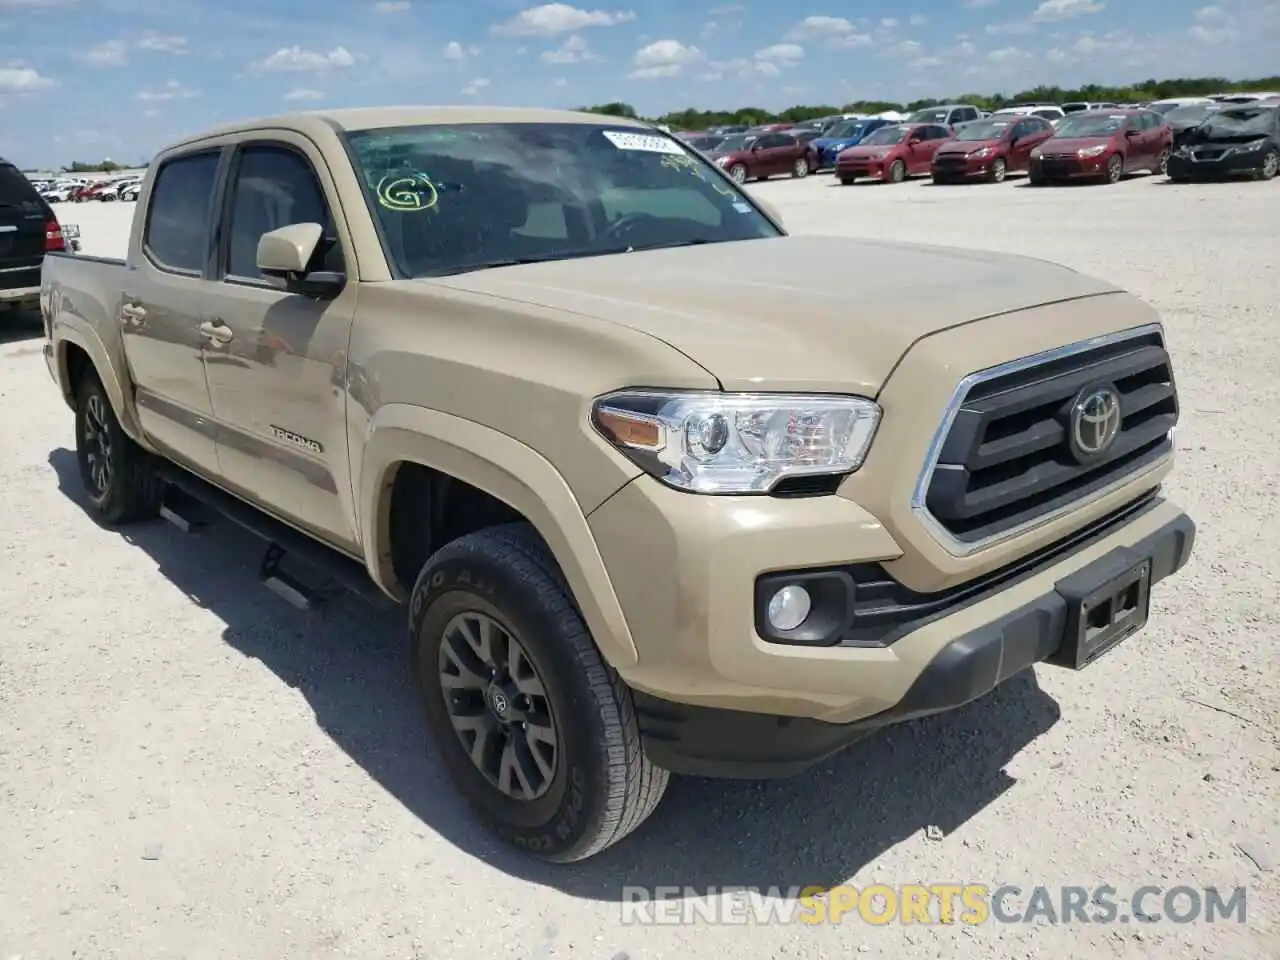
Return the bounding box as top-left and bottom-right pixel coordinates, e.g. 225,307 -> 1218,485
122,150 -> 222,478
201,140 -> 359,552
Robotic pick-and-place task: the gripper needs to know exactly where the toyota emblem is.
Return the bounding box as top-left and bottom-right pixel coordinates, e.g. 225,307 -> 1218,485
1069,383 -> 1123,462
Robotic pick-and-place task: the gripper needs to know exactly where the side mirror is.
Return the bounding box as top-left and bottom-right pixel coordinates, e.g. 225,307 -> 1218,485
257,222 -> 345,299
1125,129 -> 1140,138
753,195 -> 785,228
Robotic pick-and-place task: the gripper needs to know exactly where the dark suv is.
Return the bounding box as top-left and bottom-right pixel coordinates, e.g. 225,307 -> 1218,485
1,157 -> 69,313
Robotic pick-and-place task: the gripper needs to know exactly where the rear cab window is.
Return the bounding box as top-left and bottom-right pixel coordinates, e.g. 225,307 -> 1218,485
143,151 -> 222,274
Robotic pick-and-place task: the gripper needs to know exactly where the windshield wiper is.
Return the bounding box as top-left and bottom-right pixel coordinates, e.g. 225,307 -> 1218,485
424,239 -> 720,277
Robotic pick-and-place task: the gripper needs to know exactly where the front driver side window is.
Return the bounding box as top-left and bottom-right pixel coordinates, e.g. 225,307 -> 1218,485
225,144 -> 343,281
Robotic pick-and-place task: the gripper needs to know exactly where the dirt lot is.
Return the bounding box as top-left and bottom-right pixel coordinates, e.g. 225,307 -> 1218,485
2,174 -> 1278,959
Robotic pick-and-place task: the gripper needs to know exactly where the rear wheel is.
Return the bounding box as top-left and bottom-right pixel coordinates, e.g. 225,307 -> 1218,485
839,176 -> 855,185
73,371 -> 163,526
410,524 -> 669,862
792,156 -> 810,178
728,163 -> 747,184
1152,149 -> 1170,175
887,159 -> 906,183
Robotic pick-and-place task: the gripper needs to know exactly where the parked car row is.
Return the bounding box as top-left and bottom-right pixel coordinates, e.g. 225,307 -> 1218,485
30,174 -> 142,203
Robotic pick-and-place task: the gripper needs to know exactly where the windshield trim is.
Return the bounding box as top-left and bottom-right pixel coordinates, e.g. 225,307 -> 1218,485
336,121 -> 784,281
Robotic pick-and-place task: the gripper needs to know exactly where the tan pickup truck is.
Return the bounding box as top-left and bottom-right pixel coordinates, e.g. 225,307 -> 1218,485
41,106 -> 1196,862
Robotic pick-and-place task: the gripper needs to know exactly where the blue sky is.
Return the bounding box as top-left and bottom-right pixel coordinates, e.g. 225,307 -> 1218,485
1,0 -> 1276,168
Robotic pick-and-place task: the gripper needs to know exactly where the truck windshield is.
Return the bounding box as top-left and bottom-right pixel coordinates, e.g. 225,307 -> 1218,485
342,122 -> 782,278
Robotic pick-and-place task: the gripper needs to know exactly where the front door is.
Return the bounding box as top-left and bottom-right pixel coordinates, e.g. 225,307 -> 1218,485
200,138 -> 360,552
119,149 -> 224,478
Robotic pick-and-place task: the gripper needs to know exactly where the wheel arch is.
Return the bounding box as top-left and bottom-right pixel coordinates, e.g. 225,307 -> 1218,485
52,324 -> 148,444
359,403 -> 640,670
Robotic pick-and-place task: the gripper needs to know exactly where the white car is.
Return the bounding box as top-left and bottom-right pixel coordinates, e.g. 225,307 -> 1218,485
992,103 -> 1066,121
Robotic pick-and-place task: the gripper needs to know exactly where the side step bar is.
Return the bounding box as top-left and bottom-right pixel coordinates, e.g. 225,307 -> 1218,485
156,463 -> 396,611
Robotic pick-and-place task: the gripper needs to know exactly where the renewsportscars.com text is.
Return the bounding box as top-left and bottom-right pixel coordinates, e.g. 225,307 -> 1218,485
619,884 -> 1248,926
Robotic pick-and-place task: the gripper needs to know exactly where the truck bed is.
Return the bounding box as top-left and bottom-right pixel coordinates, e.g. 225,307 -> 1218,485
41,251 -> 127,336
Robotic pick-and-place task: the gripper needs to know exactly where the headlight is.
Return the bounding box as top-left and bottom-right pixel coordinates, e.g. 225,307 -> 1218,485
1077,144 -> 1108,158
972,146 -> 993,158
1237,138 -> 1267,153
716,156 -> 729,166
1030,147 -> 1043,158
592,391 -> 881,494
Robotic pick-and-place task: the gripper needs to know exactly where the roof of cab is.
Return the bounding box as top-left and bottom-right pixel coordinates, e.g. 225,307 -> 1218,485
164,105 -> 652,150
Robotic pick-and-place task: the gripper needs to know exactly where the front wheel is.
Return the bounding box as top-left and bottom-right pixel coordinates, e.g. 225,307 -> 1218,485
74,371 -> 163,525
728,163 -> 747,184
838,175 -> 855,185
1104,153 -> 1124,184
1258,149 -> 1279,181
410,524 -> 669,863
986,157 -> 1007,183
887,159 -> 906,183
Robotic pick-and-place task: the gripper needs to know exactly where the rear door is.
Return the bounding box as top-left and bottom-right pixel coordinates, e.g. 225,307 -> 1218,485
0,162 -> 50,300
121,148 -> 224,477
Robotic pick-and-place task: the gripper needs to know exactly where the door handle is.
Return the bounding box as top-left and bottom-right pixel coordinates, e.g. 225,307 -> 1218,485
121,302 -> 146,326
199,319 -> 234,345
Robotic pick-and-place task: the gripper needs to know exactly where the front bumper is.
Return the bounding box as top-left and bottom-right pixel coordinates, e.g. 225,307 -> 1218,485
1030,154 -> 1110,179
835,160 -> 883,179
1168,147 -> 1270,178
589,479 -> 1194,777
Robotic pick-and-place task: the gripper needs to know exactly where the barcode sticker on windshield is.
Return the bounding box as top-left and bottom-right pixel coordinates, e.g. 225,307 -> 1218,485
602,130 -> 685,154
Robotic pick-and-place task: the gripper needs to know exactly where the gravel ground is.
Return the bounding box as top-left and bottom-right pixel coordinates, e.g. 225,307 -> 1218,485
2,174 -> 1278,960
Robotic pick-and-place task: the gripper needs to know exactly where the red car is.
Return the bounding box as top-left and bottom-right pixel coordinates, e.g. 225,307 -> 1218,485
834,123 -> 953,184
1028,108 -> 1173,185
931,115 -> 1056,183
708,131 -> 820,184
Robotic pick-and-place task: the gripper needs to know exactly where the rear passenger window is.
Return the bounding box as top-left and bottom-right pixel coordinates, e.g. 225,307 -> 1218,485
225,144 -> 341,281
144,151 -> 221,273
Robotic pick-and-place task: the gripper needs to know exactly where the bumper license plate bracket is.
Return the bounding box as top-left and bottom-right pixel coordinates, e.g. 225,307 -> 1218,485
1050,546 -> 1151,670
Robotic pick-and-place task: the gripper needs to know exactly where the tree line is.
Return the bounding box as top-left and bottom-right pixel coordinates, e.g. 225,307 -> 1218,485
580,75 -> 1280,130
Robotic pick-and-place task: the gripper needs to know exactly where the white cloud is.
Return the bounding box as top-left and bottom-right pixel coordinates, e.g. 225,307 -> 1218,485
83,40 -> 129,67
985,19 -> 1035,34
135,79 -> 198,101
754,42 -> 804,66
706,3 -> 742,12
540,34 -> 600,62
881,17 -> 899,27
284,87 -> 326,100
374,0 -> 410,9
785,15 -> 872,46
628,38 -> 703,78
254,45 -> 355,72
79,33 -> 187,67
881,38 -> 924,57
1031,0 -> 1104,21
909,13 -> 929,25
0,64 -> 55,91
961,0 -> 998,7
911,55 -> 943,68
987,45 -> 1031,61
443,41 -> 479,59
461,77 -> 491,95
137,32 -> 187,52
491,3 -> 636,37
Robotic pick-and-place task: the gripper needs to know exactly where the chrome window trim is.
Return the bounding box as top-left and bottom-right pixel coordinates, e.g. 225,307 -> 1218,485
909,321 -> 1169,558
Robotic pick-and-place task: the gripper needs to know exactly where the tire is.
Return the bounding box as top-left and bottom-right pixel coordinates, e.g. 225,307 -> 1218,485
1258,150 -> 1279,181
887,159 -> 906,183
409,523 -> 669,863
728,163 -> 747,184
986,157 -> 1007,183
839,176 -> 855,185
1152,149 -> 1170,176
931,173 -> 949,185
73,370 -> 163,526
1105,153 -> 1124,184
792,156 -> 810,178
1028,172 -> 1046,186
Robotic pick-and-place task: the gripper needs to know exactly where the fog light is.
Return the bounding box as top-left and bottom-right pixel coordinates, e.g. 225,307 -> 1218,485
767,585 -> 811,631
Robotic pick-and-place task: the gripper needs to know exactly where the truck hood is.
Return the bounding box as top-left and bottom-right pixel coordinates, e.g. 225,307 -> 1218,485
427,235 -> 1121,395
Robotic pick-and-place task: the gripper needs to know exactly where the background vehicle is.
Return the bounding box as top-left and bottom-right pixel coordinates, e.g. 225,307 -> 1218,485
682,133 -> 726,154
1168,102 -> 1280,181
811,116 -> 895,169
1062,100 -> 1120,114
0,157 -> 70,312
40,106 -> 1195,865
1029,109 -> 1172,185
710,130 -> 818,183
1148,96 -> 1214,115
931,115 -> 1056,183
1164,102 -> 1224,148
904,103 -> 981,127
992,103 -> 1065,121
835,122 -> 952,184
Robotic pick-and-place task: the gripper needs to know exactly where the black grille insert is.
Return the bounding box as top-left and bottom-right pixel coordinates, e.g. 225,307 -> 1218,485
922,330 -> 1177,544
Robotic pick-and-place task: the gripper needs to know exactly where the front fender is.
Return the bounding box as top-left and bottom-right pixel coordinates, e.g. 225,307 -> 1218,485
359,403 -> 640,670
